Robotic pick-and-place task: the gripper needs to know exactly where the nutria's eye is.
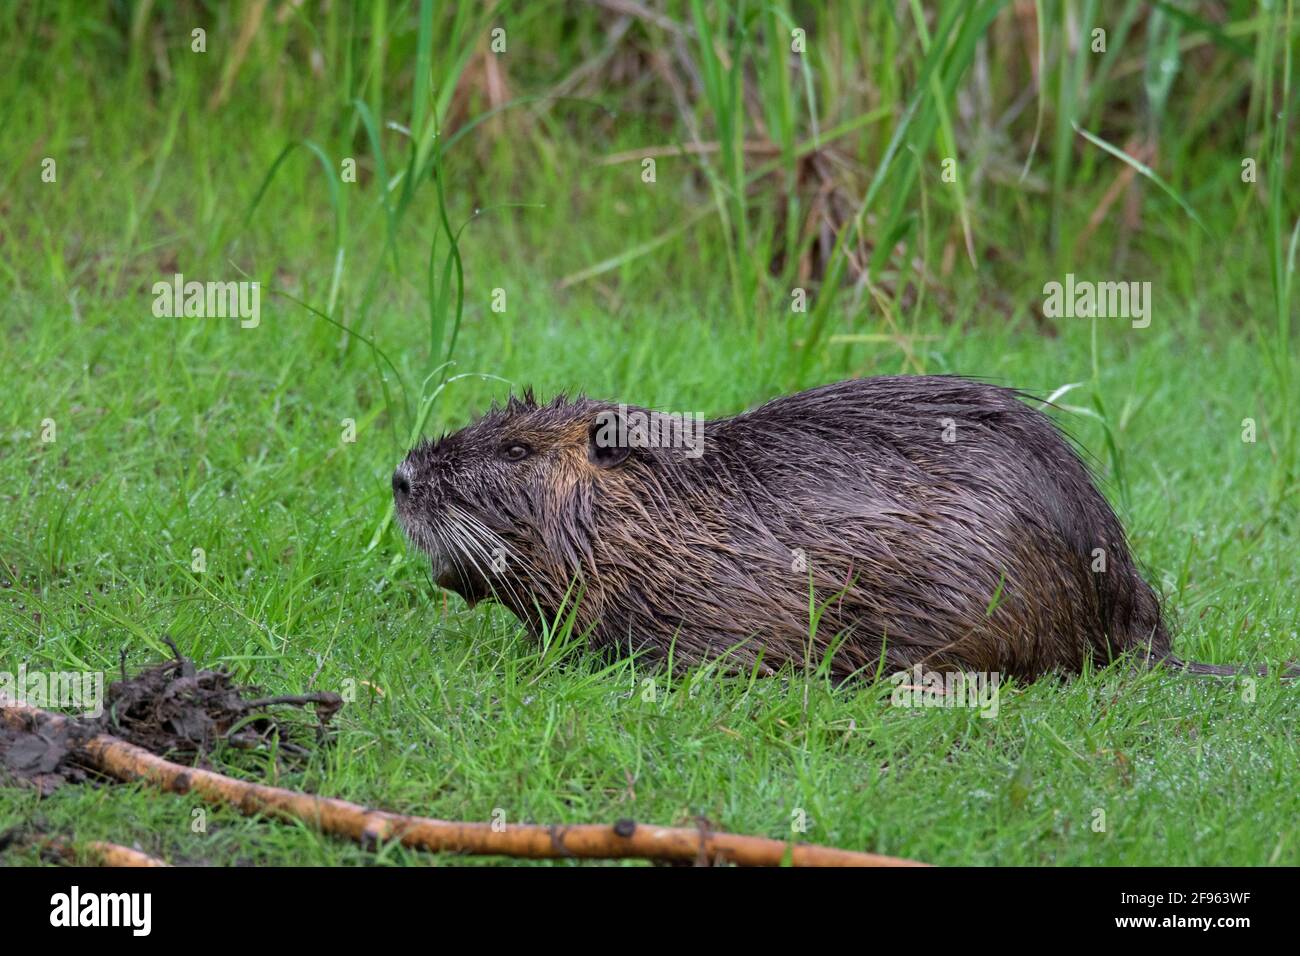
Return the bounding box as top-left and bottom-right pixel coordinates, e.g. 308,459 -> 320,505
502,443 -> 530,462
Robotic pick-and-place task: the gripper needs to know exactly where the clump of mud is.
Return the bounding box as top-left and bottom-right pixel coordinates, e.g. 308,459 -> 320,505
0,638 -> 342,795
0,712 -> 97,795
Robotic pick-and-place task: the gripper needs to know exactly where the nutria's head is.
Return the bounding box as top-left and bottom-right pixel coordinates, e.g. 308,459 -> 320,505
393,392 -> 640,613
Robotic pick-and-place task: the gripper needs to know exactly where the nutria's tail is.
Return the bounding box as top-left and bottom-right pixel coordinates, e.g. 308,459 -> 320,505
1150,654 -> 1300,679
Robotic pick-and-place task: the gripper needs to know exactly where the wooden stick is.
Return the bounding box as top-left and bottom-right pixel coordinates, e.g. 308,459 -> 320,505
44,837 -> 170,868
2,695 -> 925,867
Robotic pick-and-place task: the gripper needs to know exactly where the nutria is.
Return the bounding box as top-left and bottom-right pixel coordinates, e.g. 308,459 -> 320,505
392,376 -> 1275,682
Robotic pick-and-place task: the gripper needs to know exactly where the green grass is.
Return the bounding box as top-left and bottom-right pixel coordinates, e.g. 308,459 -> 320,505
1,0 -> 1297,866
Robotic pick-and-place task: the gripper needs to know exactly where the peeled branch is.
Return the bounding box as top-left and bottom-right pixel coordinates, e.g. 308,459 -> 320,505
1,694 -> 925,867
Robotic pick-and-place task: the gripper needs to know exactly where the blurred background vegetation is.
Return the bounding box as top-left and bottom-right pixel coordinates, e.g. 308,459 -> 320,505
6,1 -> 1294,357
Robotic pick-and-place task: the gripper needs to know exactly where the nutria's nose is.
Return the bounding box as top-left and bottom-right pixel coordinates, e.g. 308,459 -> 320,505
392,464 -> 412,499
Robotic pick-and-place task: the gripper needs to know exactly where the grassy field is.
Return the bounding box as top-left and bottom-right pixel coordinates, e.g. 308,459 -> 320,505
1,1 -> 1297,866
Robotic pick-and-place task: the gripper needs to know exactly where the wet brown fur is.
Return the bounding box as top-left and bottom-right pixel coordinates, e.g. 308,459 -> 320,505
394,376 -> 1269,681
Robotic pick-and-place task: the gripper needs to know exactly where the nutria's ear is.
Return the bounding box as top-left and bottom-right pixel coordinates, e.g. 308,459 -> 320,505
588,410 -> 631,469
